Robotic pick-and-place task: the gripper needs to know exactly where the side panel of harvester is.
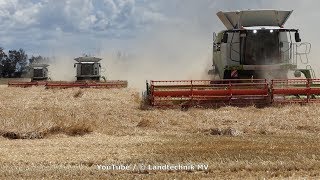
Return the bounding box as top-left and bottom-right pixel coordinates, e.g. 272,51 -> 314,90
212,31 -> 241,79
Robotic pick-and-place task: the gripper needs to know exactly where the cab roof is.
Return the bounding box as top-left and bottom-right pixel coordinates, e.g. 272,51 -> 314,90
217,10 -> 293,30
74,56 -> 102,63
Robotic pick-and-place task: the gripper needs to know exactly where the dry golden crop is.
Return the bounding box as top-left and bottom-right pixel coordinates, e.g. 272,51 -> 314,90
0,86 -> 319,179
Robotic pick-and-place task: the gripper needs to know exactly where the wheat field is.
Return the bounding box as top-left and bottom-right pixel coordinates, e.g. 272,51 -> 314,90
0,85 -> 320,179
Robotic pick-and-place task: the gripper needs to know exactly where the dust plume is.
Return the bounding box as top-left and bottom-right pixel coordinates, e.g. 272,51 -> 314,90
48,54 -> 76,81
42,1 -> 220,89
45,1 -> 320,89
43,25 -> 213,89
97,25 -> 213,89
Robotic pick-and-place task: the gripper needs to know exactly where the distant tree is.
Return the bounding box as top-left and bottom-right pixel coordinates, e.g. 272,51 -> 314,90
0,48 -> 51,78
17,49 -> 28,76
2,48 -> 28,77
0,47 -> 7,61
0,47 -> 7,77
29,55 -> 48,64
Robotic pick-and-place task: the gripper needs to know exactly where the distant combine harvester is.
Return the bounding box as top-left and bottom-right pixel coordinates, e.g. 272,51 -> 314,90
8,55 -> 128,89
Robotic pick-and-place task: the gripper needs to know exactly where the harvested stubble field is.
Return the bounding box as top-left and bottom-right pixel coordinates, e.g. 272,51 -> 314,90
0,85 -> 320,179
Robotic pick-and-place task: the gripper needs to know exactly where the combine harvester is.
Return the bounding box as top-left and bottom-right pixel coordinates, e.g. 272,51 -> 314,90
145,10 -> 320,108
8,63 -> 50,87
45,56 -> 127,88
9,56 -> 128,89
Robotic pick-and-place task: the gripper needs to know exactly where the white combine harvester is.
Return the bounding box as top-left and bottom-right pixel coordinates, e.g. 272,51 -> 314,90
7,63 -> 50,87
9,56 -> 128,89
145,10 -> 320,108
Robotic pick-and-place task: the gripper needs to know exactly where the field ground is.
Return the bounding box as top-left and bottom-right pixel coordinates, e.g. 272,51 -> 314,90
0,85 -> 320,179
0,78 -> 31,85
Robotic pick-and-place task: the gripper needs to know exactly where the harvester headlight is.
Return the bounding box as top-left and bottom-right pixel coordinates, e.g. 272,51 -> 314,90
253,30 -> 257,34
270,29 -> 274,33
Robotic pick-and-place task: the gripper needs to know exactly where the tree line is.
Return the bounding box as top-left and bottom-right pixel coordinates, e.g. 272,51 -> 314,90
0,47 -> 49,78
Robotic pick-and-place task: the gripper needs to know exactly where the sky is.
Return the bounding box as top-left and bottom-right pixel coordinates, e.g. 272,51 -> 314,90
0,0 -> 319,87
0,0 -> 318,55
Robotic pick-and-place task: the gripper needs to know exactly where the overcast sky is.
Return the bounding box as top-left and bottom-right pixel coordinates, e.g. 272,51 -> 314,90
1,0 -> 319,85
0,0 -> 319,81
0,0 -> 317,54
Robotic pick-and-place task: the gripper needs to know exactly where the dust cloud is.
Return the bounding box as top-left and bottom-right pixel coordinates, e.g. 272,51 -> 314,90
48,54 -> 76,81
44,1 -> 320,89
99,26 -> 213,89
46,25 -> 214,89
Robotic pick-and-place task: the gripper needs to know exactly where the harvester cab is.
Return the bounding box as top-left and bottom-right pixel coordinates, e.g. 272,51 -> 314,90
30,63 -> 49,82
74,56 -> 105,81
209,10 -> 313,80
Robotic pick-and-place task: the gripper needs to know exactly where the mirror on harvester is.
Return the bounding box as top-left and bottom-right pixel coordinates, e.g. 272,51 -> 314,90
295,32 -> 301,42
222,32 -> 228,43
